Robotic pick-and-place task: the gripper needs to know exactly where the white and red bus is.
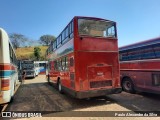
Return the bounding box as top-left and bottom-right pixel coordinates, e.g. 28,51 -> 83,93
46,16 -> 121,99
0,28 -> 18,104
119,37 -> 160,94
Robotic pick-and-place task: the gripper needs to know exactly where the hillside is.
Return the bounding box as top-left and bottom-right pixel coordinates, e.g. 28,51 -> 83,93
16,46 -> 48,60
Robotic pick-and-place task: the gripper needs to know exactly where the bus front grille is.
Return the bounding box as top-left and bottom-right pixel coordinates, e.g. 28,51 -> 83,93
90,80 -> 112,88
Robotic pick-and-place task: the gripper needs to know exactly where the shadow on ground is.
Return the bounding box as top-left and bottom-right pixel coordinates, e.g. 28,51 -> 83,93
5,82 -> 160,117
107,91 -> 160,111
5,82 -> 116,112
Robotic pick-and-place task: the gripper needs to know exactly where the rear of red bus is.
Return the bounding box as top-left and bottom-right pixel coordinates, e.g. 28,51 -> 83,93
72,17 -> 121,98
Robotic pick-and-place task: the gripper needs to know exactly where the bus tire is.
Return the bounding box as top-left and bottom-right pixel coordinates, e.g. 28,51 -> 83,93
58,80 -> 63,94
10,83 -> 15,103
34,73 -> 36,78
10,96 -> 14,103
122,77 -> 135,93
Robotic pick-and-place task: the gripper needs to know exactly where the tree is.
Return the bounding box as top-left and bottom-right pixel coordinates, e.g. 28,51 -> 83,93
29,53 -> 36,60
39,35 -> 56,46
9,33 -> 28,49
34,47 -> 41,60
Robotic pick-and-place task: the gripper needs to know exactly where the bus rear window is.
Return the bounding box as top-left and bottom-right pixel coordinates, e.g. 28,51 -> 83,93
78,19 -> 116,38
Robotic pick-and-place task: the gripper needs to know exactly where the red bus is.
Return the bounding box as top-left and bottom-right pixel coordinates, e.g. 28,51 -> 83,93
119,37 -> 160,94
46,16 -> 121,98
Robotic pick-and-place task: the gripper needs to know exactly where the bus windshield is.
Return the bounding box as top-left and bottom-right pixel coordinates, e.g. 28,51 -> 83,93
78,19 -> 116,38
22,64 -> 34,70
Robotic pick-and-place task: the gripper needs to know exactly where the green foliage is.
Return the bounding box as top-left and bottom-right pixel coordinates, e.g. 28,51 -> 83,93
39,35 -> 56,46
29,53 -> 36,60
9,33 -> 28,49
34,47 -> 41,60
30,53 -> 45,61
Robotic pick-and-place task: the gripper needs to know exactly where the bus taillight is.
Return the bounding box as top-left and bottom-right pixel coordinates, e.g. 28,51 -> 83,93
1,79 -> 10,91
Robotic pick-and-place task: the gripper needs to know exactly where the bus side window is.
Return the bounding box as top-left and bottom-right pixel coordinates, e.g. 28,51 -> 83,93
58,60 -> 62,71
61,58 -> 65,71
52,40 -> 56,50
66,27 -> 69,39
152,74 -> 160,86
107,26 -> 115,37
65,57 -> 69,71
62,31 -> 65,42
9,44 -> 13,63
119,54 -> 122,61
70,57 -> 74,67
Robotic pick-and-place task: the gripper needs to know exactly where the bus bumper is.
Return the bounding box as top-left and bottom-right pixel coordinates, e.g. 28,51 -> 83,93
25,75 -> 35,78
0,90 -> 11,104
63,86 -> 122,99
75,87 -> 122,99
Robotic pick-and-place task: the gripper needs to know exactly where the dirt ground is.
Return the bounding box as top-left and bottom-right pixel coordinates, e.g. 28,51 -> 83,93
3,75 -> 160,120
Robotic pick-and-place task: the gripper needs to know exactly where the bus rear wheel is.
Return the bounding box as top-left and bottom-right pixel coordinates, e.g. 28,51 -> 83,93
34,73 -> 36,78
122,77 -> 135,93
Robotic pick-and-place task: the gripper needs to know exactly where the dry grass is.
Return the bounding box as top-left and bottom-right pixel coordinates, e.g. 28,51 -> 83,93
16,46 -> 48,60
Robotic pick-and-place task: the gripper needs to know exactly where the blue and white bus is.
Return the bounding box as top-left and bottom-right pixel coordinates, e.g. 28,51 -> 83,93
34,61 -> 48,75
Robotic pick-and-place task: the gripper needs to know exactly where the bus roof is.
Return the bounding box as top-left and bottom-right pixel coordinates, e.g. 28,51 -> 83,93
74,16 -> 115,22
0,28 -> 17,58
119,37 -> 160,51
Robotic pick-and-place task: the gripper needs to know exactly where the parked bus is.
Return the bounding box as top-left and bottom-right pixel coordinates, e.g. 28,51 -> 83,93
20,60 -> 38,78
34,61 -> 48,75
46,16 -> 121,99
119,37 -> 160,94
0,28 -> 18,104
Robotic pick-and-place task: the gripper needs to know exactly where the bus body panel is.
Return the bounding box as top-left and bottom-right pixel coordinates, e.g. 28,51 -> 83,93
49,52 -> 74,88
75,51 -> 120,92
48,37 -> 74,87
75,37 -> 118,51
34,61 -> 48,75
0,28 -> 18,104
120,37 -> 160,94
0,90 -> 11,104
0,28 -> 10,63
120,59 -> 160,94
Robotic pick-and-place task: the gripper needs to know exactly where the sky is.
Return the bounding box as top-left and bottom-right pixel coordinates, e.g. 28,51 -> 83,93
0,0 -> 160,47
